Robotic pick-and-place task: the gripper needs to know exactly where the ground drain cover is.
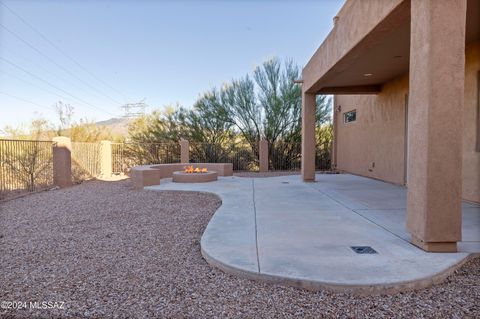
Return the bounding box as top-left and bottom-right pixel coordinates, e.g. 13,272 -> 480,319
350,246 -> 378,254
281,181 -> 289,184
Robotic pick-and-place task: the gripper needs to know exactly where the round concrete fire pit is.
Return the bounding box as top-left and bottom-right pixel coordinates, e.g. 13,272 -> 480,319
172,171 -> 218,183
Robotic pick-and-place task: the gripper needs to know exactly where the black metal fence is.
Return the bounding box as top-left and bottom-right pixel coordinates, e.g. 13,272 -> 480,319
0,137 -> 333,199
112,142 -> 181,174
269,141 -> 301,171
71,142 -> 101,181
315,140 -> 332,171
0,139 -> 54,199
189,142 -> 258,171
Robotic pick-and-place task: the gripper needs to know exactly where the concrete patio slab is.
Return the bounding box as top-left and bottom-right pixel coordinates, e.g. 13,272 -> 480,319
146,174 -> 479,294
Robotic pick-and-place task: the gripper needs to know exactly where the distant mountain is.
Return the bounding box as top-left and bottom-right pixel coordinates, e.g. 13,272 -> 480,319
96,117 -> 132,137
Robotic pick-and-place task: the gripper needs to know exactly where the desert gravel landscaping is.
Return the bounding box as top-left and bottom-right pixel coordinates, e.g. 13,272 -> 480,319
0,178 -> 479,318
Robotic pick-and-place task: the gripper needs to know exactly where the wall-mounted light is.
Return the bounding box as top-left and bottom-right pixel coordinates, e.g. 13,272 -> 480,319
363,73 -> 373,77
336,105 -> 341,112
333,16 -> 339,26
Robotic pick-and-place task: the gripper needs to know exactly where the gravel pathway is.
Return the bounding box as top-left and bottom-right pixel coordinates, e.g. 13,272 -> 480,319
0,179 -> 479,318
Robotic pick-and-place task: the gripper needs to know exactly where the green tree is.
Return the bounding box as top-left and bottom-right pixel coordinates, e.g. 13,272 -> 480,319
220,58 -> 331,145
125,106 -> 185,164
128,106 -> 185,144
219,58 -> 331,169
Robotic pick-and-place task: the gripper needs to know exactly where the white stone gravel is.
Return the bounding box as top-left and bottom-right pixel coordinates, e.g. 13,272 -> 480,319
0,179 -> 479,318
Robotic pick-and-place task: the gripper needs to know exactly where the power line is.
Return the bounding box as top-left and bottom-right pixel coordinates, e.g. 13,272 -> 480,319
0,44 -> 118,106
0,22 -> 123,106
0,1 -> 130,102
1,56 -> 116,116
1,45 -> 114,103
0,91 -> 56,113
1,68 -> 88,108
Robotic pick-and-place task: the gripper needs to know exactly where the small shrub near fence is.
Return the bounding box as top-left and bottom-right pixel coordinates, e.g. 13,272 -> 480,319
0,139 -> 54,199
112,143 -> 181,174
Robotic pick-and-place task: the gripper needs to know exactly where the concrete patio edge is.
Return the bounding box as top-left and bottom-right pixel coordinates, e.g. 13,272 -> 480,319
146,175 -> 477,295
201,244 -> 473,295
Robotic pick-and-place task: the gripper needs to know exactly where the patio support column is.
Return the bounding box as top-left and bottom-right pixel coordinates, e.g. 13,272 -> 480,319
301,91 -> 316,181
406,0 -> 466,252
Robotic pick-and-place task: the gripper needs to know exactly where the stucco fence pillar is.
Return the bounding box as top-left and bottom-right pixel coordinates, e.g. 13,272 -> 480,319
52,136 -> 73,188
99,140 -> 113,177
259,139 -> 268,172
301,92 -> 316,181
180,139 -> 189,163
406,0 -> 466,252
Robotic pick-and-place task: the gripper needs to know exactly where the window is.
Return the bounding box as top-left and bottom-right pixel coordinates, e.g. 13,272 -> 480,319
344,110 -> 357,123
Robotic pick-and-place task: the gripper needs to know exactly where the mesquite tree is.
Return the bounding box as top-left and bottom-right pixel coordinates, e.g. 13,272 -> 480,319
205,58 -> 331,169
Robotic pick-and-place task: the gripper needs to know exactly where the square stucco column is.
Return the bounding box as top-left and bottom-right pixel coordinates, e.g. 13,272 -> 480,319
407,0 -> 466,252
259,139 -> 268,172
52,136 -> 72,188
100,140 -> 112,177
301,92 -> 316,181
180,139 -> 189,163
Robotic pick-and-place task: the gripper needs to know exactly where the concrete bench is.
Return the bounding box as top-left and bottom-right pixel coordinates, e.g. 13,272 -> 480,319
130,163 -> 233,189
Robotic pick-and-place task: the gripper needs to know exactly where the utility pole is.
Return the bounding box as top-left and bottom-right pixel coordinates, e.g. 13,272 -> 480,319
121,99 -> 148,118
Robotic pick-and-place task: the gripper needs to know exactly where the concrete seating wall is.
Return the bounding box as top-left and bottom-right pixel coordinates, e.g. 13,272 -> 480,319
131,163 -> 233,189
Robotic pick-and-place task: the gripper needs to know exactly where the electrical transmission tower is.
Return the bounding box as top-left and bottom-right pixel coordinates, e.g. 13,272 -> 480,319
121,99 -> 148,118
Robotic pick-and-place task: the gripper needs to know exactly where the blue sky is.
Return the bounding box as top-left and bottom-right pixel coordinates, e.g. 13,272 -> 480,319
0,0 -> 343,128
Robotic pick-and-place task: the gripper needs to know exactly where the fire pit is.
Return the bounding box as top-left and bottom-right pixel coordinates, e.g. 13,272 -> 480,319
172,166 -> 218,183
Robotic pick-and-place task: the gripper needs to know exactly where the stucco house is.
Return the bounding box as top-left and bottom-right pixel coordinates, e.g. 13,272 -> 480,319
301,0 -> 479,252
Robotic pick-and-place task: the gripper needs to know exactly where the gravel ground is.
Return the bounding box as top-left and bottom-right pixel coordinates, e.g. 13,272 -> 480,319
0,179 -> 479,318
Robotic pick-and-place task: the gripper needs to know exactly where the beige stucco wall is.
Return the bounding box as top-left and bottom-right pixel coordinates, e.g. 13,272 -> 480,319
463,41 -> 480,203
334,75 -> 408,185
334,40 -> 480,202
303,0 -> 404,92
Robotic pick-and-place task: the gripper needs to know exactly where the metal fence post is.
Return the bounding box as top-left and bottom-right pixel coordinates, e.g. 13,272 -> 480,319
180,139 -> 189,163
52,136 -> 72,188
259,139 -> 268,172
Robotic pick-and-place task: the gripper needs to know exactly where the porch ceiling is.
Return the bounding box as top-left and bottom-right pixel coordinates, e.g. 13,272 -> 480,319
304,0 -> 480,95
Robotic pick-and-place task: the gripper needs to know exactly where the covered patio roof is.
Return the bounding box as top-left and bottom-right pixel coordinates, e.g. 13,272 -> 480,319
302,0 -> 480,95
